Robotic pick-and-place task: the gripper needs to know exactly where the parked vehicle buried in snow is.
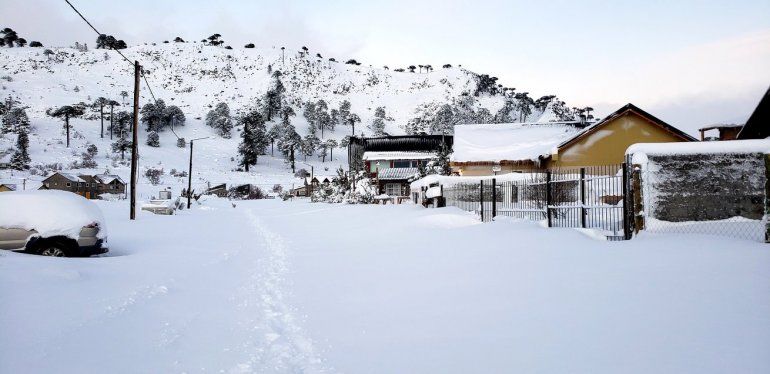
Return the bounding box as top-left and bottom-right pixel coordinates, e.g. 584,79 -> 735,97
0,190 -> 109,257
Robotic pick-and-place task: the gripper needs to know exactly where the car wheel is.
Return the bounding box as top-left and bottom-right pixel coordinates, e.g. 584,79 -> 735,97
39,245 -> 66,257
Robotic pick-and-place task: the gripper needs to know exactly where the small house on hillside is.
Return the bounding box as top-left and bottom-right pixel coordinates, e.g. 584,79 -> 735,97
451,103 -> 695,175
0,183 -> 16,192
40,172 -> 126,199
348,135 -> 452,197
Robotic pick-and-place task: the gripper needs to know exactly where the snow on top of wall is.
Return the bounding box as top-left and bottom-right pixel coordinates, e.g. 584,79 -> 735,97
451,123 -> 581,162
0,190 -> 106,239
362,151 -> 436,161
626,139 -> 770,164
410,172 -> 536,190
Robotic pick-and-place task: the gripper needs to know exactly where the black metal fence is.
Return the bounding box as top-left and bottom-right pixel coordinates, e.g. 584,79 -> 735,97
443,164 -> 630,240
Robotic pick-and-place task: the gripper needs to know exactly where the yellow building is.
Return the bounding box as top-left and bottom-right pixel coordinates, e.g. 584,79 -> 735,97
451,104 -> 695,175
0,184 -> 16,192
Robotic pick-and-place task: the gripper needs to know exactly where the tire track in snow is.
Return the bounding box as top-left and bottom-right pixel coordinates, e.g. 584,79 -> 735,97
230,208 -> 329,374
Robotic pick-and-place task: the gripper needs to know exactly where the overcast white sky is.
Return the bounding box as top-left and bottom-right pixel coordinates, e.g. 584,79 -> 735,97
2,0 -> 769,133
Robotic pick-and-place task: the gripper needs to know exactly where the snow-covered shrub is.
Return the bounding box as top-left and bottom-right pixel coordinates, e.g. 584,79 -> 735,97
144,167 -> 164,185
294,168 -> 310,178
228,185 -> 265,200
146,131 -> 160,147
177,137 -> 186,148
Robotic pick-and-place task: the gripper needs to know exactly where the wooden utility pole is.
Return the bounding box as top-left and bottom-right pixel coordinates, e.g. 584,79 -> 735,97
130,61 -> 140,220
109,103 -> 114,140
187,139 -> 194,209
100,102 -> 104,138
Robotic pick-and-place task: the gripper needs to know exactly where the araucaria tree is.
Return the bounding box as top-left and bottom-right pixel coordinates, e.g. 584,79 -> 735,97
10,129 -> 31,170
237,109 -> 268,171
140,99 -> 185,132
369,106 -> 389,136
262,71 -> 285,121
48,105 -> 85,147
111,111 -> 133,160
205,102 -> 233,138
93,97 -> 108,138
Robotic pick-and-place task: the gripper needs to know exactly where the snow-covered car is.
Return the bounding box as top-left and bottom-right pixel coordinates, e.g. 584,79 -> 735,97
0,190 -> 108,257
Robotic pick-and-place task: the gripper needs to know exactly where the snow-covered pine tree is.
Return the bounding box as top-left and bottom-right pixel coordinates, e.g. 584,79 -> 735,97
267,123 -> 282,156
111,111 -> 132,160
10,129 -> 30,170
163,105 -> 186,130
315,100 -> 330,138
205,102 -> 233,138
430,104 -> 456,135
237,109 -> 268,171
300,133 -> 319,161
140,99 -> 166,132
338,100 -> 351,125
325,138 -> 338,161
369,106 -> 388,136
303,101 -> 317,135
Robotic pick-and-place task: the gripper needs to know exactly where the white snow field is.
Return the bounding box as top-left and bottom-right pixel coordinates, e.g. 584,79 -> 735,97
1,199 -> 769,373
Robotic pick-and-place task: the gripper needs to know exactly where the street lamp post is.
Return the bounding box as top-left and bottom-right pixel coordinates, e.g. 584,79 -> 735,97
187,137 -> 209,209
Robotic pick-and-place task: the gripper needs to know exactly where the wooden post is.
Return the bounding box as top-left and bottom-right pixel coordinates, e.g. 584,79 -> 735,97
546,171 -> 552,227
580,167 -> 586,228
130,61 -> 140,220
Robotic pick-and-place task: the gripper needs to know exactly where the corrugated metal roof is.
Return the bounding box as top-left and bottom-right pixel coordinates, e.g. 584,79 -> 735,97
377,167 -> 420,180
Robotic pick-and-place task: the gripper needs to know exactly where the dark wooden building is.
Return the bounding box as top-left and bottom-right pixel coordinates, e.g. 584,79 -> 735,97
737,86 -> 770,140
348,135 -> 453,197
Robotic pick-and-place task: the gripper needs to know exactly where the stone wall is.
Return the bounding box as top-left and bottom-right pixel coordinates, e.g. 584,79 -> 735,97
643,153 -> 765,221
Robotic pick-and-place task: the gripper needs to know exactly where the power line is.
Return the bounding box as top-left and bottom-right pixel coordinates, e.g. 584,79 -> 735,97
64,0 -> 161,108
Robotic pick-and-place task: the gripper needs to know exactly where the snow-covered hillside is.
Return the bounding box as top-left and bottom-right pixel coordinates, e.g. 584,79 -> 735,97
0,42 -> 572,195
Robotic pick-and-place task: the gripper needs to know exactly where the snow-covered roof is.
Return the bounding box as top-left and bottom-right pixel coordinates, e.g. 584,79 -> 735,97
626,139 -> 770,164
451,123 -> 580,163
362,151 -> 436,161
377,167 -> 420,181
54,173 -> 86,183
306,175 -> 336,184
94,174 -> 125,184
0,190 -> 106,239
0,183 -> 17,191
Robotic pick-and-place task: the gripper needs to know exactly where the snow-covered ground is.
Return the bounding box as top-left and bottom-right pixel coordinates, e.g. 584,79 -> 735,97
1,199 -> 768,373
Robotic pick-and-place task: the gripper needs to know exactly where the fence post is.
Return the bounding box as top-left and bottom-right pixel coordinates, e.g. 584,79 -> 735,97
546,171 -> 552,227
631,164 -> 645,233
491,178 -> 497,219
479,180 -> 485,222
622,162 -> 631,240
580,167 -> 586,228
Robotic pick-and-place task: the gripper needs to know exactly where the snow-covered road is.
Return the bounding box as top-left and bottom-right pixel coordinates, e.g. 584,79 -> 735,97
1,198 -> 769,373
0,198 -> 328,373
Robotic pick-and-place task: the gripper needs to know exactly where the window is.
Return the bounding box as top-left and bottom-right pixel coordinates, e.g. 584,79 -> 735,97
393,160 -> 411,168
385,183 -> 401,196
66,182 -> 71,187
